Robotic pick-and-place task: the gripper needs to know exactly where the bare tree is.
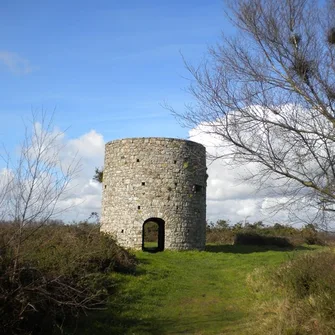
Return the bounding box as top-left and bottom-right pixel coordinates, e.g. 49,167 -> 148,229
0,112 -> 80,276
172,0 -> 335,229
0,151 -> 13,222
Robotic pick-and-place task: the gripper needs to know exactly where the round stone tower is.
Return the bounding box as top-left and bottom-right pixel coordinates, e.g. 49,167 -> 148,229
100,137 -> 207,250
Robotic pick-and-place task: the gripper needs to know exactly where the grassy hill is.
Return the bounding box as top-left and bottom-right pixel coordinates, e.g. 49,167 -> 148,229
76,244 -> 323,335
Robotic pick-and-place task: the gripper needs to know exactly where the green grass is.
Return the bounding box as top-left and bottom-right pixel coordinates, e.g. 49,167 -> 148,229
76,244 -> 320,335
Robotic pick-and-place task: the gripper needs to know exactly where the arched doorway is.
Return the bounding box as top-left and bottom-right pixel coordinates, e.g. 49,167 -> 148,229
142,218 -> 165,252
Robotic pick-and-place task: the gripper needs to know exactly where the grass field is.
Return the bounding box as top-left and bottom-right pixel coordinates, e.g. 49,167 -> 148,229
76,244 -> 320,335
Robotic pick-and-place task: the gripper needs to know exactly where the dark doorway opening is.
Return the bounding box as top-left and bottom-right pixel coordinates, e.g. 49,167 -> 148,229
142,218 -> 165,252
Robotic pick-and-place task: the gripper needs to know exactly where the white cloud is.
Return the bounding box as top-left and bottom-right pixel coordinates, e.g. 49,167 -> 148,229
0,51 -> 34,75
66,130 -> 105,160
56,130 -> 105,222
0,126 -> 104,223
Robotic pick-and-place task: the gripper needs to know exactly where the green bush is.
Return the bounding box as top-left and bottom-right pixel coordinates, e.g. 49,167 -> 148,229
301,225 -> 326,246
0,222 -> 137,334
206,228 -> 235,244
234,232 -> 293,248
21,223 -> 137,275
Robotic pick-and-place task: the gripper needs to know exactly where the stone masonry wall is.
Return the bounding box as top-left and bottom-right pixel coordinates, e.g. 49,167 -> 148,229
100,137 -> 207,250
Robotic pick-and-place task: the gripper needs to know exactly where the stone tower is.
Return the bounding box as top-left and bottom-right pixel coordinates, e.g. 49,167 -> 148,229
100,137 -> 207,250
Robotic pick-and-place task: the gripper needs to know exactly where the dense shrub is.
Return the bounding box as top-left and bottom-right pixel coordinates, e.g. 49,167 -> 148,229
0,223 -> 137,334
234,232 -> 293,248
206,228 -> 235,244
301,225 -> 326,246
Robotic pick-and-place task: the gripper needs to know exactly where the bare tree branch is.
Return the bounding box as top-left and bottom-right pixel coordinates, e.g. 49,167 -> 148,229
172,0 -> 335,230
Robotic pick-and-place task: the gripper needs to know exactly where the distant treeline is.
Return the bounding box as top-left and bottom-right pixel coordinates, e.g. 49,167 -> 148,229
206,219 -> 334,246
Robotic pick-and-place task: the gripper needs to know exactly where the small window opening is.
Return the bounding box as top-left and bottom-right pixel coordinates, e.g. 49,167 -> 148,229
137,159 -> 140,162
174,182 -> 178,187
138,205 -> 141,210
104,185 -> 107,189
121,229 -> 124,233
192,184 -> 203,193
174,160 -> 177,164
142,182 -> 145,186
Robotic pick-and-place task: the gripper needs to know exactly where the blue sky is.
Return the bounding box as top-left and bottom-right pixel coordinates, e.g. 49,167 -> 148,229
2,0 -> 257,223
0,0 -> 229,149
0,0 -> 310,226
0,1 -> 324,225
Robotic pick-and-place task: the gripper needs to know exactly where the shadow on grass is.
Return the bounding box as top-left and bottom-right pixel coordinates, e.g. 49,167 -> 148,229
205,244 -> 310,254
69,306 -> 245,335
69,310 -> 167,335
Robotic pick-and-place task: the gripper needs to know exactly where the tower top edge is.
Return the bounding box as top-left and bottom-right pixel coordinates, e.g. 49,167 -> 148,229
105,137 -> 205,149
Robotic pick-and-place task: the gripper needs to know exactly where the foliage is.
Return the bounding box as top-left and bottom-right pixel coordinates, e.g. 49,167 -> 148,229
93,167 -> 103,183
206,219 -> 332,246
301,224 -> 326,245
0,113 -> 133,334
206,227 -> 236,244
0,112 -> 82,334
234,232 -> 293,248
253,250 -> 335,334
0,222 -> 136,334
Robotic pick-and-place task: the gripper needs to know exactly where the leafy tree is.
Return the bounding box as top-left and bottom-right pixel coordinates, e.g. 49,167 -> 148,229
93,167 -> 103,183
216,219 -> 230,229
246,221 -> 265,229
173,0 -> 335,229
232,222 -> 243,231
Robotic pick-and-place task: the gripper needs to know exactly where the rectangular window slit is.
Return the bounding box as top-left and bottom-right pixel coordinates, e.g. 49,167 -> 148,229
142,182 -> 145,186
193,184 -> 203,193
138,206 -> 141,210
137,159 -> 140,162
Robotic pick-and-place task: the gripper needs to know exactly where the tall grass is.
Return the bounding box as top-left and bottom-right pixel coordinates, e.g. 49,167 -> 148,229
250,249 -> 335,335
